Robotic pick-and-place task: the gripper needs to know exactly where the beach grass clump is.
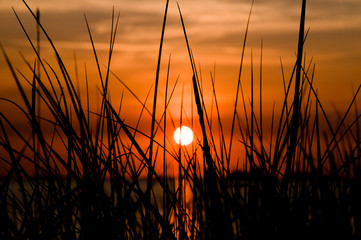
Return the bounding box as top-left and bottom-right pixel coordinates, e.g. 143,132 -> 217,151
1,0 -> 360,239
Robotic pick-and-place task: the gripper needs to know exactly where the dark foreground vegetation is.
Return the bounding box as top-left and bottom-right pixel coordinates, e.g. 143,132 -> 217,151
1,0 -> 360,239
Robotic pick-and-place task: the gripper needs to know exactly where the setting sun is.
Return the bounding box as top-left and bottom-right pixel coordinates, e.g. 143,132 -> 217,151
174,126 -> 194,146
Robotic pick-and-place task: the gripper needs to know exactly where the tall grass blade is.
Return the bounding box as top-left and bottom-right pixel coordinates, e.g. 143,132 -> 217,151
285,0 -> 306,178
228,0 -> 254,164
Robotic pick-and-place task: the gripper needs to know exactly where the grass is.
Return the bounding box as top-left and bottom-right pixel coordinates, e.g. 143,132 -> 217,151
1,0 -> 361,239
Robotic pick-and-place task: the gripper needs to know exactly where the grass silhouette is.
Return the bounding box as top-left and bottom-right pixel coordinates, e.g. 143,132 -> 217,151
1,0 -> 361,239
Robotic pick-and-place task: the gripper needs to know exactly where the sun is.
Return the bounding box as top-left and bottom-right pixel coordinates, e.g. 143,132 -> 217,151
174,126 -> 194,146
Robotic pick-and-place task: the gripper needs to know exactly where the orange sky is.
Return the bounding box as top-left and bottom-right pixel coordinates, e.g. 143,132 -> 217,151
1,0 -> 360,108
0,0 -> 360,175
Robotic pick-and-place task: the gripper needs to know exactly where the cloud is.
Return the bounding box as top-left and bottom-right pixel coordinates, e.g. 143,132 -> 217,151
1,0 -> 360,104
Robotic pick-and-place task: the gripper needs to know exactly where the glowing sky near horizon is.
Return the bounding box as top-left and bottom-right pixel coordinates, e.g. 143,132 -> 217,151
0,0 -> 360,122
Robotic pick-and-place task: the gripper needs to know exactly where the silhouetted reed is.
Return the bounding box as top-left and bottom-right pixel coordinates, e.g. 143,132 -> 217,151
1,0 -> 360,239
